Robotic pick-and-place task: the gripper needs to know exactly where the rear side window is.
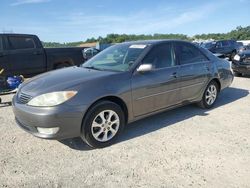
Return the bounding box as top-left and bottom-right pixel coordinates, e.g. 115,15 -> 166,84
0,37 -> 3,51
8,36 -> 36,50
176,43 -> 208,65
142,43 -> 175,69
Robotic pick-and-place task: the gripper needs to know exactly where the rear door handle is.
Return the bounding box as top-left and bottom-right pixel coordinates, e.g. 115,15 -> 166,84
204,65 -> 210,71
171,72 -> 177,78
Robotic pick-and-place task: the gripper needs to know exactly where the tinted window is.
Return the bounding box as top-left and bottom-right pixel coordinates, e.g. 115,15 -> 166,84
142,44 -> 175,69
216,42 -> 222,48
201,42 -> 215,49
8,36 -> 36,50
221,41 -> 230,47
176,43 -> 208,65
0,37 -> 3,51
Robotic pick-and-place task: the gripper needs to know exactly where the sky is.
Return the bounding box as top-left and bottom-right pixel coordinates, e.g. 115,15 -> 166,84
0,0 -> 250,42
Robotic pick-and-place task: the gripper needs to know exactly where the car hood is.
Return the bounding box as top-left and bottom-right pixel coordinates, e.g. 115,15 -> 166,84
20,66 -> 119,96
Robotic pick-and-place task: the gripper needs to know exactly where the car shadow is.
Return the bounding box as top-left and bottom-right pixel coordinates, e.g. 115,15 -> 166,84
59,87 -> 249,151
0,101 -> 12,108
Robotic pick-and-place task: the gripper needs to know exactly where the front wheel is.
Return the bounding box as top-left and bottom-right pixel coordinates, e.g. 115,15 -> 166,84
198,81 -> 219,109
81,101 -> 125,148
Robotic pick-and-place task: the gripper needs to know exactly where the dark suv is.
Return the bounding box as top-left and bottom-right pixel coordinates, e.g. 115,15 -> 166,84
201,40 -> 239,60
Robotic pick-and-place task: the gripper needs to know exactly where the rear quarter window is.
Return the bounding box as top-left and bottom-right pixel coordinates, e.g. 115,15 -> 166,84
8,36 -> 36,50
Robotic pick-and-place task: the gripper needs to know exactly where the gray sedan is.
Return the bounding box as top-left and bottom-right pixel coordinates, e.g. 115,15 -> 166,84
12,40 -> 234,148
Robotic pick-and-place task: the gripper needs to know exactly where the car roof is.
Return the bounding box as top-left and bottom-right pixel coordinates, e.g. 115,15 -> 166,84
121,39 -> 192,45
0,33 -> 36,37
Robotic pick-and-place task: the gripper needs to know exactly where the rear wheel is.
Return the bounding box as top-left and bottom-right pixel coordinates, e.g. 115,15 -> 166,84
81,101 -> 125,148
198,81 -> 219,109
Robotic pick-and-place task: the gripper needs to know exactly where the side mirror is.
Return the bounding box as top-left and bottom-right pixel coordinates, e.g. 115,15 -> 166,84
137,64 -> 153,73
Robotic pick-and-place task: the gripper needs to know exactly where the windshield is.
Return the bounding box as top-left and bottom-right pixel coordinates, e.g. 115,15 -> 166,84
82,43 -> 147,72
201,42 -> 215,49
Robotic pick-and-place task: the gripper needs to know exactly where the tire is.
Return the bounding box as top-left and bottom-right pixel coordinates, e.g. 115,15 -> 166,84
198,80 -> 219,109
81,101 -> 125,148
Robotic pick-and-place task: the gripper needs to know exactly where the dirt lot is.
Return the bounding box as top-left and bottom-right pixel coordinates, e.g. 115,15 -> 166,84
0,76 -> 250,188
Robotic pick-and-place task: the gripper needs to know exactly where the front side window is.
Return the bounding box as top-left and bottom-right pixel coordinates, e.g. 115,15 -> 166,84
216,42 -> 222,48
176,43 -> 208,65
8,36 -> 36,50
82,43 -> 147,72
142,43 -> 175,69
0,37 -> 3,51
201,42 -> 215,49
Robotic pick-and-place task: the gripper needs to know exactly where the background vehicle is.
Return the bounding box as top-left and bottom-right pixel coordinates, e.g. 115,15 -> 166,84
0,34 -> 98,77
238,44 -> 250,53
13,40 -> 234,148
232,49 -> 250,76
82,47 -> 100,60
201,40 -> 239,60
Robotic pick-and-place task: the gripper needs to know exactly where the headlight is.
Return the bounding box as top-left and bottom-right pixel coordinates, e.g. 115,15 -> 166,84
27,91 -> 77,107
233,54 -> 241,61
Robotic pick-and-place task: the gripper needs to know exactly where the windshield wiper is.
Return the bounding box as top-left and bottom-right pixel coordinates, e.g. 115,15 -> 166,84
83,66 -> 103,71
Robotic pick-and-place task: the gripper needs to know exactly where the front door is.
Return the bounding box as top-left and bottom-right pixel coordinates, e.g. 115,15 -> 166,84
215,41 -> 231,55
131,43 -> 180,117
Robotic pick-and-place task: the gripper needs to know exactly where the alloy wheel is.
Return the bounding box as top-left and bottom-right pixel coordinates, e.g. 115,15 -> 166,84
91,110 -> 120,142
205,84 -> 217,105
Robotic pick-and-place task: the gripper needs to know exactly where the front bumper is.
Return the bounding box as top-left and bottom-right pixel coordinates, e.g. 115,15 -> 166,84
12,94 -> 88,140
232,61 -> 250,74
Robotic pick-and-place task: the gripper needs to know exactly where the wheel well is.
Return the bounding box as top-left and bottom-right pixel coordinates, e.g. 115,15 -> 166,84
85,96 -> 128,124
211,78 -> 221,91
53,60 -> 74,69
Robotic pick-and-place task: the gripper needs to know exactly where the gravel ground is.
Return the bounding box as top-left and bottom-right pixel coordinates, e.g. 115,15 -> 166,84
0,76 -> 250,188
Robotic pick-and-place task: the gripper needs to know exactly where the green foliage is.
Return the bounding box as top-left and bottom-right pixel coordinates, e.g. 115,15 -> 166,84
42,26 -> 250,47
194,26 -> 250,40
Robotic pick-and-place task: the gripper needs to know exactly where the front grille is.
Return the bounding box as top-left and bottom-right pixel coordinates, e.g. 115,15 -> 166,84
17,92 -> 32,104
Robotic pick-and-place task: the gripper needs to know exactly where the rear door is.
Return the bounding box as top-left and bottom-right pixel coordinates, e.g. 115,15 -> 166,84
175,42 -> 210,102
131,43 -> 180,117
0,36 -> 10,76
7,35 -> 46,76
